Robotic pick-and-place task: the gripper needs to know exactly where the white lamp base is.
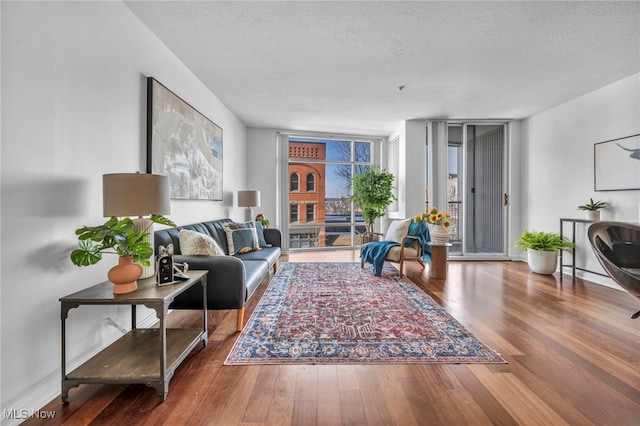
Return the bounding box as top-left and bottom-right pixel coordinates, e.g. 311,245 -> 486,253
244,207 -> 254,222
133,217 -> 155,279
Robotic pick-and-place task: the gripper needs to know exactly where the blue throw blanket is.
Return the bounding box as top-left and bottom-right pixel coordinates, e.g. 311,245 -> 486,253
360,220 -> 432,276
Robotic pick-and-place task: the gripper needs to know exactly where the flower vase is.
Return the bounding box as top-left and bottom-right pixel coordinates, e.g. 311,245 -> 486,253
107,256 -> 142,294
429,224 -> 450,245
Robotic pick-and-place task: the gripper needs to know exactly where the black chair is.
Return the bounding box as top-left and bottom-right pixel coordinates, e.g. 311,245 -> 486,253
587,221 -> 640,319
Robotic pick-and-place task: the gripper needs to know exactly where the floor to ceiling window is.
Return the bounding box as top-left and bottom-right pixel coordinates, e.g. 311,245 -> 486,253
285,135 -> 375,250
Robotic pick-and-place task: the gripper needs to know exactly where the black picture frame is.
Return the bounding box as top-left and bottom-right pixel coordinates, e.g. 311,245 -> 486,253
146,77 -> 223,200
594,134 -> 640,191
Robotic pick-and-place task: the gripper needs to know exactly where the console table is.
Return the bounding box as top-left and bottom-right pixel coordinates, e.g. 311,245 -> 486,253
559,218 -> 608,280
60,270 -> 208,402
428,243 -> 452,279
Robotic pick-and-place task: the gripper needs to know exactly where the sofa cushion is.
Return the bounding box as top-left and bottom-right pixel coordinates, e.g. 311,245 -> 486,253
235,246 -> 281,269
225,222 -> 260,255
179,229 -> 225,256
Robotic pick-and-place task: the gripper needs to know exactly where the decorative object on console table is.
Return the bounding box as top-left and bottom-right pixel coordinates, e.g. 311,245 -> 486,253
414,207 -> 453,245
594,134 -> 640,191
238,190 -> 261,222
147,77 -> 223,201
103,173 -> 174,279
70,174 -> 175,294
577,198 -> 608,221
514,230 -> 575,275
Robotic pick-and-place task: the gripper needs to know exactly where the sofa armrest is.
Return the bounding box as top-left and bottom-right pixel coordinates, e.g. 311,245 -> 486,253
170,254 -> 246,309
263,228 -> 282,247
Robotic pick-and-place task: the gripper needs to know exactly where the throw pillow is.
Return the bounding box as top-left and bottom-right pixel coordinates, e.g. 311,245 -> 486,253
225,222 -> 260,255
384,218 -> 411,243
253,220 -> 269,248
179,229 -> 225,256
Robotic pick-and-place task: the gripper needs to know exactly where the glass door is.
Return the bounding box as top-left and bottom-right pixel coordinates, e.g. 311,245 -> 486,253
448,123 -> 507,256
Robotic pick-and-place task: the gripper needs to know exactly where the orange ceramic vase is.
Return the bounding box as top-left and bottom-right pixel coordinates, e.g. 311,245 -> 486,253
108,256 -> 142,294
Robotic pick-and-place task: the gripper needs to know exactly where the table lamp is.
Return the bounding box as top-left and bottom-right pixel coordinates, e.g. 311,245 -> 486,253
237,190 -> 261,222
103,172 -> 170,278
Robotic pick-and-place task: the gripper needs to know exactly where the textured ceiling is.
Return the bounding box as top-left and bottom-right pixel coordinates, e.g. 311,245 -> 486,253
125,1 -> 640,137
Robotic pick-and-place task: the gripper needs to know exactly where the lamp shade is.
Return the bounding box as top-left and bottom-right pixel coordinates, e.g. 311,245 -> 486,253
237,190 -> 261,208
103,173 -> 170,217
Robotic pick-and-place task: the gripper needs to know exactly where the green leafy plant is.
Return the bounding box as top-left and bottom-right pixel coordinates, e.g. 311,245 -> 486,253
514,230 -> 575,254
70,215 -> 175,267
578,198 -> 608,211
350,165 -> 396,235
255,214 -> 270,227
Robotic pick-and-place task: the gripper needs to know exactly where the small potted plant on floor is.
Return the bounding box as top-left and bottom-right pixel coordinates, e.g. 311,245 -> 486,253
578,198 -> 608,221
514,230 -> 575,274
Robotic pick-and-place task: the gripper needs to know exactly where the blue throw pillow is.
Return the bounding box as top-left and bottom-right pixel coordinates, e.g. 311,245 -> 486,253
253,220 -> 269,248
224,222 -> 260,255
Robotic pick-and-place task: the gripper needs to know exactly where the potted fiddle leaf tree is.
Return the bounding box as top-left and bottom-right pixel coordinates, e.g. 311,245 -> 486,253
70,215 -> 175,294
350,165 -> 395,241
514,230 -> 575,275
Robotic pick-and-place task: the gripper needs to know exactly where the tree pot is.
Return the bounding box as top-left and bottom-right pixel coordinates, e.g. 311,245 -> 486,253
527,249 -> 558,274
107,256 -> 142,294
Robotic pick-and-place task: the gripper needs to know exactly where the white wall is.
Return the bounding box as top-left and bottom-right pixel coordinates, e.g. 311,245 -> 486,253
246,128 -> 280,228
388,120 -> 427,223
1,1 -> 247,419
521,73 -> 640,288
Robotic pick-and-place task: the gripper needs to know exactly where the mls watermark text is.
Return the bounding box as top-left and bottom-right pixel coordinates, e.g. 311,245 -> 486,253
3,409 -> 57,420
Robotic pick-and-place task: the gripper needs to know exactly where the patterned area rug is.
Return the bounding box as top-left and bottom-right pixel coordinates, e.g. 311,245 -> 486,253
225,262 -> 506,365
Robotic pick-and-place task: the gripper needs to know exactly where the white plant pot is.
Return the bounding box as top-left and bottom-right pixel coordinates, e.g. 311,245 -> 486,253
586,210 -> 600,221
527,249 -> 558,275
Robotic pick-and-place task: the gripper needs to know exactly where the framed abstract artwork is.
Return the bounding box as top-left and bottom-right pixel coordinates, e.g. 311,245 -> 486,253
594,134 -> 640,191
147,77 -> 223,200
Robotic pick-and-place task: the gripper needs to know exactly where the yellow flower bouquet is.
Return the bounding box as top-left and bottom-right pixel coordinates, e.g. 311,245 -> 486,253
414,207 -> 453,230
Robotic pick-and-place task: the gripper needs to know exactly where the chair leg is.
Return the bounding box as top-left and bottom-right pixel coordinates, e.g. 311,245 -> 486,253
399,260 -> 404,277
236,307 -> 245,331
361,258 -> 364,269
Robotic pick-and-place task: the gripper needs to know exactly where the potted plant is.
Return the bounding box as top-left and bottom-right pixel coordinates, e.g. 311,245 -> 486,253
255,213 -> 270,228
70,215 -> 175,293
414,207 -> 453,244
350,165 -> 396,239
514,230 -> 575,274
578,198 -> 608,221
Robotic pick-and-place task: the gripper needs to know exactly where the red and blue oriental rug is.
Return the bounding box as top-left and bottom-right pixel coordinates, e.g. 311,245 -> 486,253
225,262 -> 506,365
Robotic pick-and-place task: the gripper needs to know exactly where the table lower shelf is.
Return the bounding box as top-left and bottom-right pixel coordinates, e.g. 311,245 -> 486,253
65,328 -> 204,382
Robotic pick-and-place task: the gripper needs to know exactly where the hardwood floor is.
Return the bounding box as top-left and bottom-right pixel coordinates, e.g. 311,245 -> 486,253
31,251 -> 639,425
